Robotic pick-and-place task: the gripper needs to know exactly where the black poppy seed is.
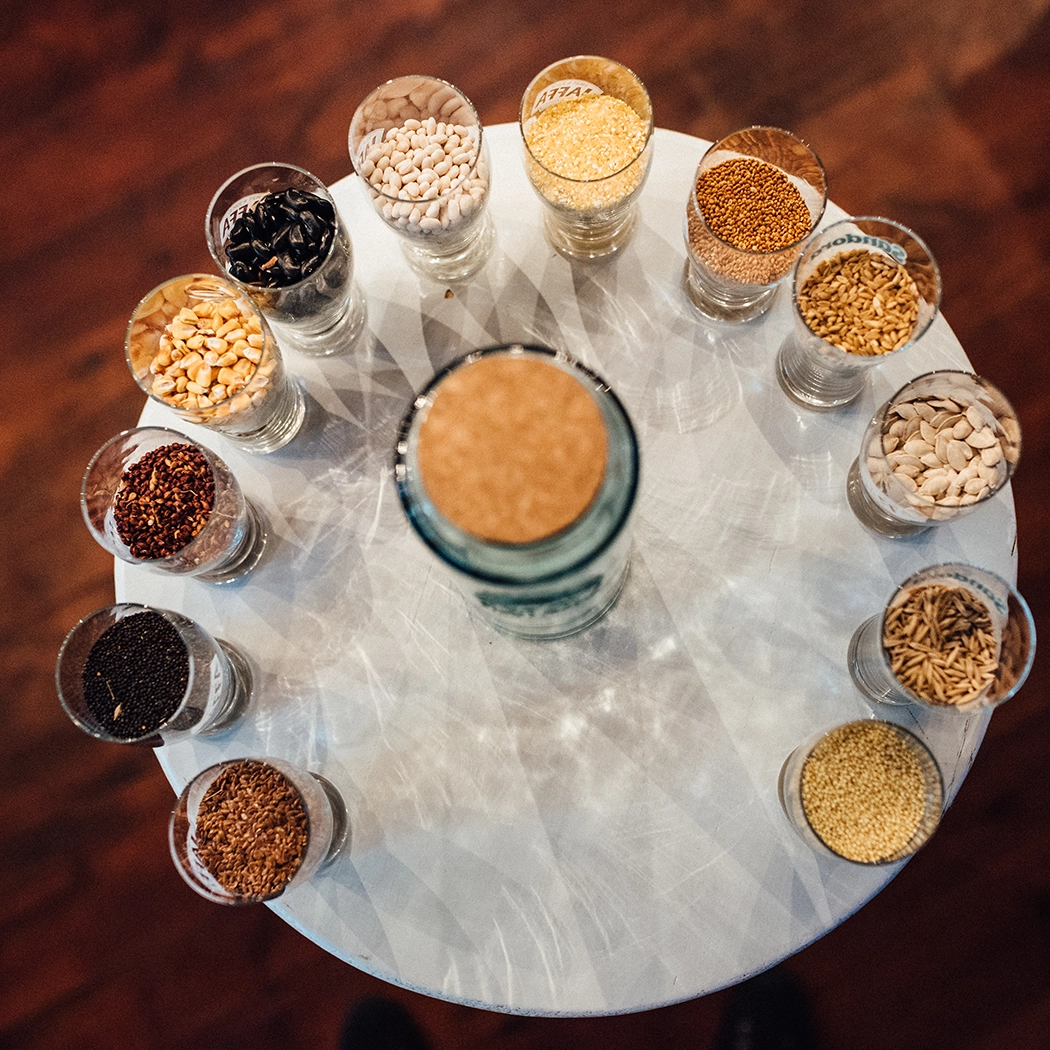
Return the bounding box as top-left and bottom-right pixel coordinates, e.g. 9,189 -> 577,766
82,611 -> 189,738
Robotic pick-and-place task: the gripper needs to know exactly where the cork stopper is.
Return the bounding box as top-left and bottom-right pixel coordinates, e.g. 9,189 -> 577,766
417,355 -> 608,544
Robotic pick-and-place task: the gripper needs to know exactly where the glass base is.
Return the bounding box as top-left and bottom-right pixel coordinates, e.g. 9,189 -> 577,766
845,458 -> 929,537
683,260 -> 778,323
401,212 -> 494,282
222,379 -> 307,454
276,283 -> 368,357
195,499 -> 267,584
543,205 -> 638,260
775,337 -> 867,410
197,640 -> 254,735
311,773 -> 350,868
846,615 -> 908,705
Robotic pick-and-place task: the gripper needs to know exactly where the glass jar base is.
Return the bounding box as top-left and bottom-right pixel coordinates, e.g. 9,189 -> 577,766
775,339 -> 867,410
478,556 -> 631,641
218,380 -> 307,454
401,212 -> 494,282
682,261 -> 778,323
845,458 -> 929,537
543,206 -> 638,261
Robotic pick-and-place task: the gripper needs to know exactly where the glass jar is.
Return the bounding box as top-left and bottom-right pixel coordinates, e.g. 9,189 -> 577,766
394,344 -> 639,639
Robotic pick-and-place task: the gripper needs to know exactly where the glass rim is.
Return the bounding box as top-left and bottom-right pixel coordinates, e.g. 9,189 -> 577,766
790,214 -> 943,346
349,74 -> 486,203
55,602 -> 197,743
876,561 -> 1035,710
798,718 -> 944,865
125,272 -> 272,411
169,756 -> 314,905
205,161 -> 345,294
394,343 -> 640,585
519,54 -> 654,184
80,425 -> 229,566
689,125 -> 828,257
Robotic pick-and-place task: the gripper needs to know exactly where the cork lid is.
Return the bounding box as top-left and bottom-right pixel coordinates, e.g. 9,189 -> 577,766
417,354 -> 608,544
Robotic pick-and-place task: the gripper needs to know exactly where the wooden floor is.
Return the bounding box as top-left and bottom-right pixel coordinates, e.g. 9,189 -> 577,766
3,1 -> 1049,1047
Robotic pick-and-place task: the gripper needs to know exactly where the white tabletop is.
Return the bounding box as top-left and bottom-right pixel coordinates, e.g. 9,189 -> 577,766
118,123 -> 1017,1015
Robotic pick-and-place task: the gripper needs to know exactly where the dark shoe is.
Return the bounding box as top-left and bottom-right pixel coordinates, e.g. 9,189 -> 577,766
339,995 -> 432,1050
713,968 -> 819,1050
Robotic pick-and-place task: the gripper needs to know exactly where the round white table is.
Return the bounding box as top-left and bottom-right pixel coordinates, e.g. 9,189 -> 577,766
118,124 -> 1017,1015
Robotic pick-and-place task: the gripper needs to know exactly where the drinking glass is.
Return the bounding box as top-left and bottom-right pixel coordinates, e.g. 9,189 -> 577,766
56,603 -> 252,744
395,344 -> 639,639
206,162 -> 367,356
82,427 -> 266,583
847,563 -> 1035,711
846,370 -> 1021,535
779,720 -> 943,864
126,273 -> 305,453
169,757 -> 348,905
349,76 -> 493,281
520,55 -> 653,259
776,217 -> 942,409
683,126 -> 827,322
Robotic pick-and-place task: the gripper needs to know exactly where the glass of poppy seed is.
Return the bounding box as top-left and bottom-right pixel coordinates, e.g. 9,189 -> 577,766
779,720 -> 943,864
519,55 -> 654,259
776,217 -> 942,410
82,427 -> 266,583
56,603 -> 253,744
683,126 -> 827,322
848,562 -> 1036,712
207,163 -> 366,356
169,757 -> 348,905
126,273 -> 305,453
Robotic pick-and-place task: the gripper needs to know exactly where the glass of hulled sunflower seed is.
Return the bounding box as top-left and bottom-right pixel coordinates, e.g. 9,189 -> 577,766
848,562 -> 1035,712
776,217 -> 942,410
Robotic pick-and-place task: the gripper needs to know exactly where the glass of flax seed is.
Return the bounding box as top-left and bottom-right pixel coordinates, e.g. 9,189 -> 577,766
169,757 -> 348,905
82,427 -> 267,584
779,720 -> 944,864
394,343 -> 639,639
848,562 -> 1036,712
520,55 -> 654,259
683,126 -> 827,322
776,217 -> 942,409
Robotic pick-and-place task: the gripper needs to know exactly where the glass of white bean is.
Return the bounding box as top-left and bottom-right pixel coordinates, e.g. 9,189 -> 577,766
349,76 -> 494,282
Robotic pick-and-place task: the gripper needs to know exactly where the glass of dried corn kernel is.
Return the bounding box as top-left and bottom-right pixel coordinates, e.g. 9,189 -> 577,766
169,757 -> 348,905
520,55 -> 654,260
683,126 -> 827,322
126,274 -> 305,453
848,562 -> 1035,712
846,370 -> 1021,536
776,217 -> 942,409
779,720 -> 943,864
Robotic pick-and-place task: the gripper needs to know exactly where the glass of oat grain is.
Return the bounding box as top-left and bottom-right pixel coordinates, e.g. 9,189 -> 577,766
520,55 -> 654,259
776,217 -> 942,409
683,126 -> 827,322
848,563 -> 1035,712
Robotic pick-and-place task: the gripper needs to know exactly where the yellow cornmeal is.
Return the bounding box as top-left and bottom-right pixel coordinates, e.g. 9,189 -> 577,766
417,355 -> 608,544
525,94 -> 648,180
